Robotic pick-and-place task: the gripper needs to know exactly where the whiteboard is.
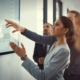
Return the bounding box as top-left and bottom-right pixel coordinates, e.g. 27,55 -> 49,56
0,0 -> 20,55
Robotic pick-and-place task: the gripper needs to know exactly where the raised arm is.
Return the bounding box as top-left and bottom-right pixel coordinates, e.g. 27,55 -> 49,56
22,49 -> 70,80
21,29 -> 56,45
5,19 -> 56,45
9,41 -> 70,80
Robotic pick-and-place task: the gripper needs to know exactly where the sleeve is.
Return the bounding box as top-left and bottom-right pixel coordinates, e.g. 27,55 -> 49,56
21,29 -> 56,45
33,43 -> 38,63
22,49 -> 70,80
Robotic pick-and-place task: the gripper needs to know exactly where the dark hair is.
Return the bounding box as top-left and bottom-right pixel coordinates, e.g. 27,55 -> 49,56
69,10 -> 80,18
59,16 -> 74,47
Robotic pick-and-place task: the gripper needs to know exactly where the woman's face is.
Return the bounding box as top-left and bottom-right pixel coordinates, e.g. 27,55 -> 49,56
52,19 -> 68,37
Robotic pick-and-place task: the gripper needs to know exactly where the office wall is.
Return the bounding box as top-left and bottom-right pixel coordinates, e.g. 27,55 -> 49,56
61,0 -> 78,16
47,0 -> 53,24
0,0 -> 37,80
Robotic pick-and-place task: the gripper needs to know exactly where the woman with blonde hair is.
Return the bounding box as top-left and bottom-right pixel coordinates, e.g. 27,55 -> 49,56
74,14 -> 80,51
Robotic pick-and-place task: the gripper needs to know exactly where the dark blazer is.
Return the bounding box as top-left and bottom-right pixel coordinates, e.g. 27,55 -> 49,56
33,43 -> 47,70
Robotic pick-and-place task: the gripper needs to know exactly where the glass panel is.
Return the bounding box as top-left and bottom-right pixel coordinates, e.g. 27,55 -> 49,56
37,0 -> 43,35
56,2 -> 59,20
47,0 -> 53,24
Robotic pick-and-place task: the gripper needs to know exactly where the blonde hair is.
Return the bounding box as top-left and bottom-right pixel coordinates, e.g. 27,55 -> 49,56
69,10 -> 80,18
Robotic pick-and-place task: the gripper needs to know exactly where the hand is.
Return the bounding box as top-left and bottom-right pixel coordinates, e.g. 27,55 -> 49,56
5,19 -> 25,33
10,42 -> 27,57
38,57 -> 44,64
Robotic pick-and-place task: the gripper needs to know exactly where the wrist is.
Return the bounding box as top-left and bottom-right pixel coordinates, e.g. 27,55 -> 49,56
21,55 -> 28,61
20,26 -> 26,33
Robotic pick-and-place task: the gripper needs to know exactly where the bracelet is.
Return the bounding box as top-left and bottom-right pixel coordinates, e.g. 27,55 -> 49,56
21,55 -> 27,61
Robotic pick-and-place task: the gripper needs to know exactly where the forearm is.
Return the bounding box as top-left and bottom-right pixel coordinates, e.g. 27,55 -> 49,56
21,29 -> 56,45
22,58 -> 45,80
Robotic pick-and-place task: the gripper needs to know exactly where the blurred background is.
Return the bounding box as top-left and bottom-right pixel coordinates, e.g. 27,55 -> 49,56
0,0 -> 80,80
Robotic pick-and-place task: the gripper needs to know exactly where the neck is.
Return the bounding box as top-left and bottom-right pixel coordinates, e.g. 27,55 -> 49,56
56,36 -> 67,46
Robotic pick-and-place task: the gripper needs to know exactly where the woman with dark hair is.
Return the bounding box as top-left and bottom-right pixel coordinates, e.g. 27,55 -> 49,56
5,16 -> 74,80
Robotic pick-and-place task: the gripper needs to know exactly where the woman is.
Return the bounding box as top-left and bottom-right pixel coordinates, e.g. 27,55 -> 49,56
74,14 -> 80,51
64,10 -> 80,80
5,16 -> 74,80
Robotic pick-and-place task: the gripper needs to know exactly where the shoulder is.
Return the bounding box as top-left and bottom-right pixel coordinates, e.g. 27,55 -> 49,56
54,44 -> 70,57
60,44 -> 70,52
59,48 -> 69,53
58,48 -> 70,57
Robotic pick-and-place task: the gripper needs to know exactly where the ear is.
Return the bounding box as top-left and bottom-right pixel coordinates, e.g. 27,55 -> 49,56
63,28 -> 69,34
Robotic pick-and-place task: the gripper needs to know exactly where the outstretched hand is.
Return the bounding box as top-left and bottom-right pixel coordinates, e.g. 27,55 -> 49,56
10,42 -> 26,57
5,19 -> 25,33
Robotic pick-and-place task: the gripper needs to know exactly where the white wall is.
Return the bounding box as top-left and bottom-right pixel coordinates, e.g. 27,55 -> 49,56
61,0 -> 78,16
47,0 -> 53,24
36,0 -> 43,35
0,0 -> 37,80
